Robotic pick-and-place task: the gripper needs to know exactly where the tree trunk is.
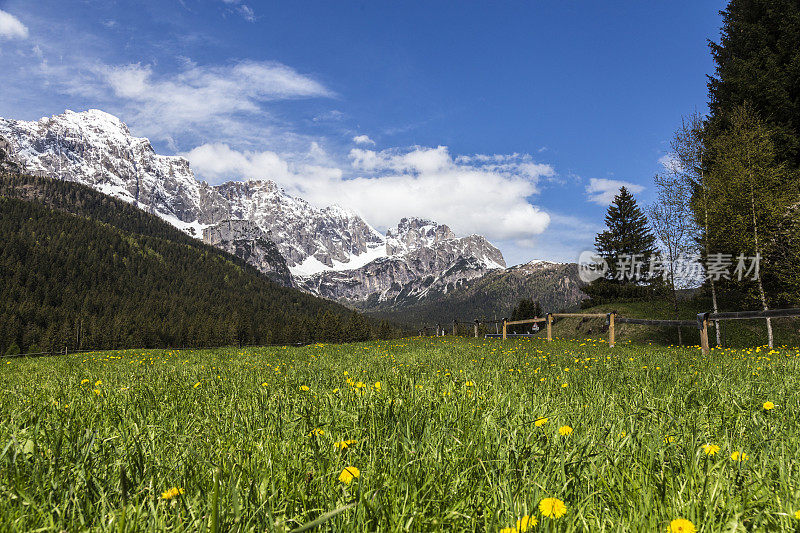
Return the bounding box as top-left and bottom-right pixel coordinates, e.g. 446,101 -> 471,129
749,170 -> 773,348
701,162 -> 723,347
668,261 -> 682,345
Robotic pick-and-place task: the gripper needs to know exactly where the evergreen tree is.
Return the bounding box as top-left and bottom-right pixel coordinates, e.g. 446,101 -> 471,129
509,298 -> 542,334
376,320 -> 393,339
595,187 -> 657,283
703,0 -> 800,307
318,311 -> 343,342
584,187 -> 657,305
708,0 -> 800,170
344,312 -> 371,342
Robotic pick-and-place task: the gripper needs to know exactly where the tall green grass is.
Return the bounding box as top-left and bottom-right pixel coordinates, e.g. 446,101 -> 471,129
1,338 -> 798,531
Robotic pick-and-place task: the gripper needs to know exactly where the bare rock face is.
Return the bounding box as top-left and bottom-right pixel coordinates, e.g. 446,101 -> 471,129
0,109 -> 512,308
298,218 -> 506,304
0,135 -> 21,173
210,180 -> 385,268
203,220 -> 293,286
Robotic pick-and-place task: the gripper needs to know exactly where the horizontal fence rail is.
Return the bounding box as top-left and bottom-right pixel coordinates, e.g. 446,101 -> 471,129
703,308 -> 800,321
420,307 -> 800,355
614,317 -> 696,327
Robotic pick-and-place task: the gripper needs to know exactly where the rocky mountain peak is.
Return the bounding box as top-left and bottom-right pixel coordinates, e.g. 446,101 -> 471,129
386,217 -> 457,255
0,108 -> 511,301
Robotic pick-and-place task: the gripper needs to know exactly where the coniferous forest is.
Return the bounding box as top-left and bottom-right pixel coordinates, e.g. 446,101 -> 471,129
0,173 -> 377,354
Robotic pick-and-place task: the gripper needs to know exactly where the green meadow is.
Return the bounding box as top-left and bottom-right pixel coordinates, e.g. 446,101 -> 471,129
1,337 -> 799,532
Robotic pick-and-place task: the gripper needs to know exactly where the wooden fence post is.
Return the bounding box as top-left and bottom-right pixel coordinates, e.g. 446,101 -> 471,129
502,319 -> 507,340
700,319 -> 710,355
608,312 -> 616,347
546,314 -> 552,342
474,320 -> 479,338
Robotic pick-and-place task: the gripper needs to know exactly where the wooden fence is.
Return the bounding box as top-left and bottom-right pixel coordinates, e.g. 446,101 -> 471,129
420,307 -> 800,355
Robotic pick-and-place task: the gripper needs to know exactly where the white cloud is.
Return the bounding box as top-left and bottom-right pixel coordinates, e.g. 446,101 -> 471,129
585,178 -> 645,206
352,134 -> 375,146
64,60 -> 332,145
658,153 -> 683,174
220,0 -> 256,22
187,143 -> 553,243
0,10 -> 28,40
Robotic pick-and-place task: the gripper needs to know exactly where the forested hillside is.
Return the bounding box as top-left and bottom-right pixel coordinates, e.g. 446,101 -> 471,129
360,261 -> 586,327
0,173 -> 372,354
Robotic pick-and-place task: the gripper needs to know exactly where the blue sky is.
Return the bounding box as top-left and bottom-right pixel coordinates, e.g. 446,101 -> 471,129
0,0 -> 726,265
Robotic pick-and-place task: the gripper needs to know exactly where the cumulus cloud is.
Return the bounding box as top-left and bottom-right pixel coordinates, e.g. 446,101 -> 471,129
352,134 -> 375,145
186,143 -> 553,243
0,10 -> 28,40
585,178 -> 644,206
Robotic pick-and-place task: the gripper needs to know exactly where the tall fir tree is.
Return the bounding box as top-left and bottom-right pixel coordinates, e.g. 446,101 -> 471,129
704,0 -> 800,306
707,0 -> 800,170
595,187 -> 657,283
584,187 -> 657,304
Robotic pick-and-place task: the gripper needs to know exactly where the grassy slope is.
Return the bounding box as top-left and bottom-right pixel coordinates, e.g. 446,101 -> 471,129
549,297 -> 800,349
1,337 -> 798,531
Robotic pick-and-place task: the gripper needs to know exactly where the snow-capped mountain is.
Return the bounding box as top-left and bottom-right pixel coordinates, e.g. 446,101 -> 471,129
299,217 -> 506,303
0,109 -> 507,304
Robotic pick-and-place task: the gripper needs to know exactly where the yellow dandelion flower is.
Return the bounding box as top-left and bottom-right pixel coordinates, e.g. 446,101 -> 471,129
499,528 -> 516,533
193,382 -> 201,388
561,383 -> 568,388
534,417 -> 549,427
338,466 -> 360,484
309,428 -> 324,436
81,379 -> 90,384
539,497 -> 566,518
794,509 -> 800,520
161,487 -> 185,500
730,451 -> 748,462
332,388 -> 340,393
300,385 -> 310,391
559,425 -> 573,436
762,401 -> 774,410
669,518 -> 696,533
373,381 -> 382,391
94,380 -> 102,386
702,443 -> 720,456
664,436 -> 675,444
516,514 -> 537,531
93,389 -> 101,395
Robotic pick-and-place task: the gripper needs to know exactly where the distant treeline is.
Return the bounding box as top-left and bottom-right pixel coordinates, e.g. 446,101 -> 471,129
0,173 -> 397,355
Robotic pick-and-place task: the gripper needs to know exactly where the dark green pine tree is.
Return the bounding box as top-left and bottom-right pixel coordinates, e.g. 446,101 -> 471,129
509,298 -> 542,333
594,187 -> 657,285
707,0 -> 800,170
704,0 -> 800,305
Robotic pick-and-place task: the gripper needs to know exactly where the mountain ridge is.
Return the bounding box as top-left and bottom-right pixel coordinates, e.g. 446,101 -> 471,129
0,109 -> 510,305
